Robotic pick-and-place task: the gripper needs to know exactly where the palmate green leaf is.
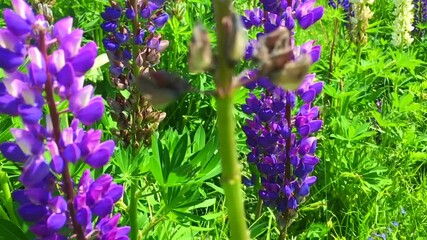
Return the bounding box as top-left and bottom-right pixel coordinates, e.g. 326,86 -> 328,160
170,133 -> 189,172
193,125 -> 206,152
150,134 -> 164,186
171,210 -> 206,223
0,219 -> 28,240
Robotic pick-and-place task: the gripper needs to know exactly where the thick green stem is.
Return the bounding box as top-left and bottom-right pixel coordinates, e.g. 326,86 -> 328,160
212,1 -> 249,239
0,170 -> 18,225
129,181 -> 138,240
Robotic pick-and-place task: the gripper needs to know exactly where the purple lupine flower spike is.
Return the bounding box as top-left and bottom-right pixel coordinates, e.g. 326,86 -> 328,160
241,0 -> 324,230
0,0 -> 128,239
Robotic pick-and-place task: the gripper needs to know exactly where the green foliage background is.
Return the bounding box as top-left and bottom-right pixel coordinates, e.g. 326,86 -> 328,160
0,0 -> 426,239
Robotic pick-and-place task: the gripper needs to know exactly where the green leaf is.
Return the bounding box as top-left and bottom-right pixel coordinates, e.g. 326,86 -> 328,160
193,125 -> 206,152
0,219 -> 28,240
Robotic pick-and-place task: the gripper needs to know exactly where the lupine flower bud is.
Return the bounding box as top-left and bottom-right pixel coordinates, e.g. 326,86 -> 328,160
224,11 -> 248,65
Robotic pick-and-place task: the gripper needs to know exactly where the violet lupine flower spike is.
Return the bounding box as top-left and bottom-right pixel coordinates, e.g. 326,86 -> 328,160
241,0 -> 324,235
100,0 -> 175,147
0,0 -> 128,239
413,0 -> 427,37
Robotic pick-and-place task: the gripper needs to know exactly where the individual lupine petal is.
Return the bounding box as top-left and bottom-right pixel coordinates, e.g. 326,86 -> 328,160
53,17 -> 73,40
12,0 -> 35,22
153,12 -> 169,28
79,129 -> 102,156
309,45 -> 321,63
48,50 -> 66,75
115,32 -> 129,44
99,214 -> 120,234
60,29 -> 83,59
0,47 -> 25,72
12,189 -> 30,205
50,155 -> 64,173
56,63 -> 75,87
310,81 -> 323,95
78,169 -> 94,194
49,196 -> 67,213
10,128 -> 43,156
104,184 -> 124,202
85,140 -> 115,168
28,63 -> 47,87
18,203 -> 48,221
258,108 -> 275,122
47,213 -> 66,231
147,36 -> 160,49
101,21 -> 118,32
92,197 -> 114,218
63,143 -> 81,163
298,7 -> 324,29
18,104 -> 43,124
21,157 -> 50,187
103,38 -> 120,51
69,86 -> 103,125
24,188 -> 51,205
301,88 -> 316,103
76,206 -> 92,227
0,142 -> 27,162
134,31 -> 146,45
74,96 -> 105,126
101,7 -> 121,21
125,8 -> 135,19
70,41 -> 97,77
298,137 -> 317,155
3,9 -> 31,36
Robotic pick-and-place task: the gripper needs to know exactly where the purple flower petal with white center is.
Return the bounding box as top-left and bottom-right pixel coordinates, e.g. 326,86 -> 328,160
21,157 -> 50,187
11,128 -> 43,156
74,96 -> 105,126
60,29 -> 83,59
0,142 -> 27,162
53,17 -> 72,40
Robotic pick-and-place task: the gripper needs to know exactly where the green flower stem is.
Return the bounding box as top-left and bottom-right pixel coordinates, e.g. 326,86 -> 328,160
0,170 -> 18,225
129,181 -> 138,240
212,1 -> 249,239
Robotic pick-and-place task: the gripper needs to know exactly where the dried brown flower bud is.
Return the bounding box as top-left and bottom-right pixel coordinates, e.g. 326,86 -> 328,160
188,24 -> 213,73
223,11 -> 247,65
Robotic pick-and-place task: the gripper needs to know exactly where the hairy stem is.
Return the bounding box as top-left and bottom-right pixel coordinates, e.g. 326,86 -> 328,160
39,31 -> 85,240
212,1 -> 249,239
